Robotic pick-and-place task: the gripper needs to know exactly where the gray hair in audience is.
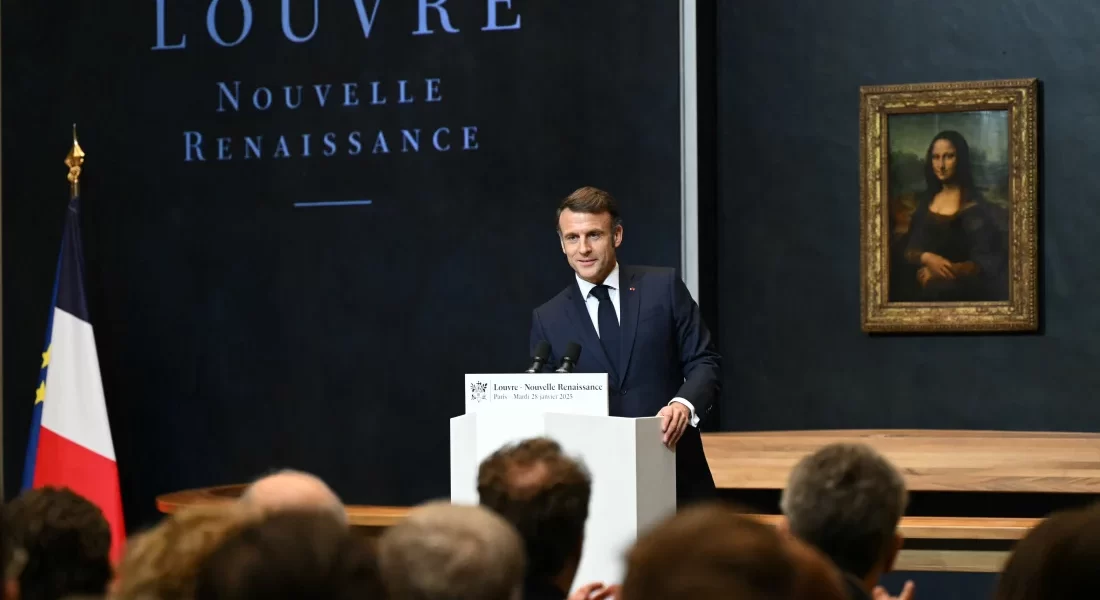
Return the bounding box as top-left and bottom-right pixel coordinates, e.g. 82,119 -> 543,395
377,501 -> 525,600
239,469 -> 348,527
780,442 -> 908,578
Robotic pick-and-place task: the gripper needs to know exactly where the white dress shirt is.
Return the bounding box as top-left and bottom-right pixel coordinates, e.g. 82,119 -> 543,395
576,263 -> 699,427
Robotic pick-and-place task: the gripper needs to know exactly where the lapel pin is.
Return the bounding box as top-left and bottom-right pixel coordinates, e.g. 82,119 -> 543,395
629,287 -> 636,291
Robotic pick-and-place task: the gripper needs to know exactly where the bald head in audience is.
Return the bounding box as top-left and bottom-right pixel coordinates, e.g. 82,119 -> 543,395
622,502 -> 845,600
378,501 -> 525,600
239,470 -> 347,526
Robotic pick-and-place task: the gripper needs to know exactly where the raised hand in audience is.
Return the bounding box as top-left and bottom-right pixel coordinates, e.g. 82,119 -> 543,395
873,580 -> 915,600
568,582 -> 620,600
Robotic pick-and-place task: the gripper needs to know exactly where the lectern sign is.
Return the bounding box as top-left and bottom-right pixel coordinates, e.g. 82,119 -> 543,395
452,372 -> 674,589
463,373 -> 609,416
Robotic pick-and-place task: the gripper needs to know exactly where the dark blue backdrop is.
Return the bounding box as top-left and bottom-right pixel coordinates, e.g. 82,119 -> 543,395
2,1 -> 684,528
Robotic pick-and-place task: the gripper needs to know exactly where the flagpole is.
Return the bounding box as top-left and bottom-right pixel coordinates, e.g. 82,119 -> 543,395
65,124 -> 84,200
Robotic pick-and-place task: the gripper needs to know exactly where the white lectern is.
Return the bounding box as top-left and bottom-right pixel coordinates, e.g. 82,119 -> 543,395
451,373 -> 677,590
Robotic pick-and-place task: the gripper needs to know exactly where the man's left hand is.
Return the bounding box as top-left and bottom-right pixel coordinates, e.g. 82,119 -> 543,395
657,402 -> 690,449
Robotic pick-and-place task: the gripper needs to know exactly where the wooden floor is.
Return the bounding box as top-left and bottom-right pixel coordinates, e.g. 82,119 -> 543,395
703,429 -> 1100,493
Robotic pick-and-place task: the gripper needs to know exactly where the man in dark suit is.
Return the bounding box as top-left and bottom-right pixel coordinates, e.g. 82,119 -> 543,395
529,186 -> 720,505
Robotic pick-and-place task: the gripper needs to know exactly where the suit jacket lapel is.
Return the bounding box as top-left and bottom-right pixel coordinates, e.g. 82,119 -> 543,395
566,282 -> 618,380
619,266 -> 641,385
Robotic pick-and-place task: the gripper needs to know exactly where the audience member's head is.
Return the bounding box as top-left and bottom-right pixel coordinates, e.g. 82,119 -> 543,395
994,503 -> 1100,600
478,438 -> 591,592
194,510 -> 382,600
780,442 -> 908,590
111,504 -> 254,600
239,470 -> 347,526
2,487 -> 111,600
622,502 -> 845,600
378,501 -> 525,600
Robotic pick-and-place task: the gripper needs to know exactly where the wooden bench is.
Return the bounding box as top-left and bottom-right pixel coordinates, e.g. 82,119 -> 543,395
156,487 -> 1039,572
749,515 -> 1037,572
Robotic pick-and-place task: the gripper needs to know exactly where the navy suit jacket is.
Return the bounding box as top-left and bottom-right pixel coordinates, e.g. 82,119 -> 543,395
529,265 -> 720,503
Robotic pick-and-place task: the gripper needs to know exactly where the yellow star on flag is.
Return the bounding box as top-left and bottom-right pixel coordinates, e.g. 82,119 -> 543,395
35,381 -> 46,404
41,346 -> 51,369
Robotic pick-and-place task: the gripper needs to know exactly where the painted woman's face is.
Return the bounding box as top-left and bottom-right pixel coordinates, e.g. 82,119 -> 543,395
931,139 -> 958,183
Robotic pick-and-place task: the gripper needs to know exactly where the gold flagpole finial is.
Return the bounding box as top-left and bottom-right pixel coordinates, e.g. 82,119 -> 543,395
65,124 -> 85,199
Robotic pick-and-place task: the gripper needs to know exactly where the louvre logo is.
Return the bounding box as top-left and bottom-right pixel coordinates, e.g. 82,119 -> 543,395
469,381 -> 488,403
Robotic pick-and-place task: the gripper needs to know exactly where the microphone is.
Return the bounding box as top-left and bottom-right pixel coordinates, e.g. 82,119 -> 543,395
525,341 -> 552,373
555,342 -> 582,373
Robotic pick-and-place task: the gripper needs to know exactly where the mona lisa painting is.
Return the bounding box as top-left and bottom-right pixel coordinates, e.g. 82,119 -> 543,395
860,79 -> 1038,332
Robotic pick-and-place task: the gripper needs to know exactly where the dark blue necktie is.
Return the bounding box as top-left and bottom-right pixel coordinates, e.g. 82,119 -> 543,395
589,284 -> 621,377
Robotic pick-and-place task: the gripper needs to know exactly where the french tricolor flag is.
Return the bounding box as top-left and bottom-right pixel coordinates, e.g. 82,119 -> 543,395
22,195 -> 125,562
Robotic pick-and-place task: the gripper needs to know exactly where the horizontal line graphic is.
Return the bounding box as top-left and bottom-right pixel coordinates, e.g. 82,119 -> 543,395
293,200 -> 374,208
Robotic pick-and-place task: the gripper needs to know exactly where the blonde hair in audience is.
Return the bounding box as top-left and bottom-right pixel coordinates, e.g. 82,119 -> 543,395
110,504 -> 256,600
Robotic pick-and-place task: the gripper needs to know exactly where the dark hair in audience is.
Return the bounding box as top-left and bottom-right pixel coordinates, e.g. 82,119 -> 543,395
994,503 -> 1100,600
556,187 -> 621,230
780,443 -> 908,579
194,510 -> 382,600
622,503 -> 797,600
2,487 -> 111,600
478,437 -> 592,581
2,488 -> 110,600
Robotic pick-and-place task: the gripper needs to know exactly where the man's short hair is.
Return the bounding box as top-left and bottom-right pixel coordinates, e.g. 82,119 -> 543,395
622,503 -> 797,600
2,487 -> 112,600
113,504 -> 255,600
780,442 -> 908,579
194,510 -> 382,600
378,501 -> 524,600
556,187 -> 621,231
994,503 -> 1100,600
478,437 -> 592,580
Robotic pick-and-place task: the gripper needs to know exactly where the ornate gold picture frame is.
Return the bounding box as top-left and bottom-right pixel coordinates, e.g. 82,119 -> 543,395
860,79 -> 1038,332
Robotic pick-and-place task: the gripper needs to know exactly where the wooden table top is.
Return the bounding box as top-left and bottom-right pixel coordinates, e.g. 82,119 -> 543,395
155,484 -> 412,527
703,429 -> 1100,493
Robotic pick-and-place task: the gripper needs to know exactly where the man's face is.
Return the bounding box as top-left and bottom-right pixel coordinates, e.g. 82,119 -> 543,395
558,209 -> 622,284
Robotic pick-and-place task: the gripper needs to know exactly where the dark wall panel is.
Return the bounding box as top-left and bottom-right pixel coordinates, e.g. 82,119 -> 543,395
717,0 -> 1100,432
